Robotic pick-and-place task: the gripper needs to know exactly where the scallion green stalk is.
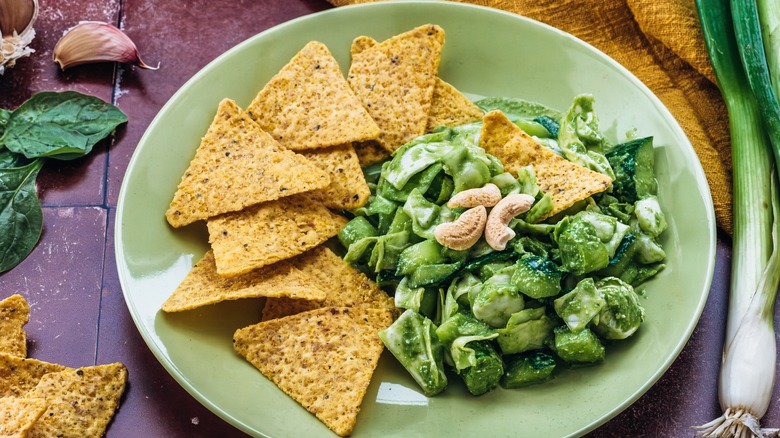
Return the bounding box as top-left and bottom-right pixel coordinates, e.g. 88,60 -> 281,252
694,0 -> 780,436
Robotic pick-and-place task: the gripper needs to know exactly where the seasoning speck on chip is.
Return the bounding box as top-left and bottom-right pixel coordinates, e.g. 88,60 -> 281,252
480,110 -> 612,220
246,41 -> 380,151
233,306 -> 393,437
207,194 -> 348,277
0,294 -> 30,358
165,98 -> 330,228
162,250 -> 327,312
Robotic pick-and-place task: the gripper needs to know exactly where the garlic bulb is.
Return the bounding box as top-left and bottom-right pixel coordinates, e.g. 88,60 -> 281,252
0,0 -> 39,75
53,21 -> 158,70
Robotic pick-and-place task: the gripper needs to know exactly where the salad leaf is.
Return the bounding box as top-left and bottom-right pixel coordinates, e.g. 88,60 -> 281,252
0,91 -> 128,160
0,159 -> 44,273
557,94 -> 615,178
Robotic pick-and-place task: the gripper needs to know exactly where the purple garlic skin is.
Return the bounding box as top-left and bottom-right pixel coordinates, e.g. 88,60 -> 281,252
53,21 -> 158,70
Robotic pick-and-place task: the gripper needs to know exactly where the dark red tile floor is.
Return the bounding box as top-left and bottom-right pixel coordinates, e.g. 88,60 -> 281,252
0,0 -> 765,436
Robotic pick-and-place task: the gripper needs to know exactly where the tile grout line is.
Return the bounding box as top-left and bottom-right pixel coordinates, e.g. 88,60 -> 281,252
95,0 -> 126,366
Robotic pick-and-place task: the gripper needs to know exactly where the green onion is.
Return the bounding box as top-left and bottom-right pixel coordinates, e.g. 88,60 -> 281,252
694,0 -> 780,436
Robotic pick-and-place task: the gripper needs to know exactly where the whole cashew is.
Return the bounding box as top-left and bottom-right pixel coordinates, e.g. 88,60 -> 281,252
434,205 -> 487,250
447,183 -> 502,208
485,193 -> 535,250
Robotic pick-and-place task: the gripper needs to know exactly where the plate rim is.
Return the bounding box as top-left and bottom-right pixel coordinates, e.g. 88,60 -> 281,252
114,2 -> 717,437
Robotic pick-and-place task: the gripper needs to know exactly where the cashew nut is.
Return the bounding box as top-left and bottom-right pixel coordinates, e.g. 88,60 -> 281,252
485,193 -> 535,250
434,205 -> 487,250
447,183 -> 502,208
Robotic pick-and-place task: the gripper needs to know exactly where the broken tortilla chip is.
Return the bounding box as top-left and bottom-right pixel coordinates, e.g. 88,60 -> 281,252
25,363 -> 127,438
347,25 -> 444,153
207,194 -> 348,277
0,294 -> 29,357
161,250 -> 326,312
299,144 -> 371,210
246,41 -> 380,151
0,397 -> 48,438
480,110 -> 612,220
0,353 -> 71,398
165,98 -> 330,228
233,306 -> 393,437
261,245 -> 395,321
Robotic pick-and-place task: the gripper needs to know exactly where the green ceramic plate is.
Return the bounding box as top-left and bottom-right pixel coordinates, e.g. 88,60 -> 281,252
115,2 -> 716,437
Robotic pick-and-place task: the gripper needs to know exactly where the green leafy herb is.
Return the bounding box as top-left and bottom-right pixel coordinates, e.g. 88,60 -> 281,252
0,91 -> 126,273
0,159 -> 44,272
0,91 -> 127,160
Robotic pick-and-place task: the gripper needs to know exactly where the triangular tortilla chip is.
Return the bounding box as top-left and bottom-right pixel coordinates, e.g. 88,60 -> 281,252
354,140 -> 390,167
262,246 -> 395,321
480,110 -> 612,220
162,250 -> 326,312
299,144 -> 371,210
165,98 -> 330,228
207,194 -> 348,277
0,397 -> 48,438
347,25 -> 444,152
0,353 -> 70,398
25,363 -> 127,438
0,294 -> 29,357
246,41 -> 380,151
233,307 -> 393,437
425,78 -> 484,132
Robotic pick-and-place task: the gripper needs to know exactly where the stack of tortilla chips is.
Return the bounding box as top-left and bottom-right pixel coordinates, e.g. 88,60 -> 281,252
0,294 -> 127,437
162,24 -> 486,436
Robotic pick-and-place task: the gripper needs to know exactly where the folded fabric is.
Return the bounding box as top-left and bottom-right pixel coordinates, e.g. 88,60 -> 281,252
327,0 -> 734,235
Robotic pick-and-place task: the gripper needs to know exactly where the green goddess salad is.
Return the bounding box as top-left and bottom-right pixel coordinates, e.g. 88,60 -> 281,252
337,95 -> 667,397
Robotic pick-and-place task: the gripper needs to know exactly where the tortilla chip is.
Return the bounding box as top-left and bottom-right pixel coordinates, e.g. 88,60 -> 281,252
262,246 -> 395,321
233,306 -> 393,436
162,250 -> 326,312
246,41 -> 380,151
299,144 -> 371,209
425,78 -> 483,132
207,194 -> 348,277
165,98 -> 330,228
0,353 -> 70,398
480,110 -> 612,219
25,363 -> 127,438
354,141 -> 390,167
0,294 -> 29,357
347,25 -> 444,152
0,397 -> 47,438
351,36 -> 482,135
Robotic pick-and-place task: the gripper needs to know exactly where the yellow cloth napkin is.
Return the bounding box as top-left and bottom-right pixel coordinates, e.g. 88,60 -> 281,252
328,0 -> 734,235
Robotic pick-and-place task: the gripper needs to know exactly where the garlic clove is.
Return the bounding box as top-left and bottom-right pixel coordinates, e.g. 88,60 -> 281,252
53,21 -> 159,71
0,0 -> 38,37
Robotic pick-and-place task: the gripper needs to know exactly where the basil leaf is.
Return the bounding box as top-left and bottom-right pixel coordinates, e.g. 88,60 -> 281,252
0,91 -> 127,160
0,158 -> 44,273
